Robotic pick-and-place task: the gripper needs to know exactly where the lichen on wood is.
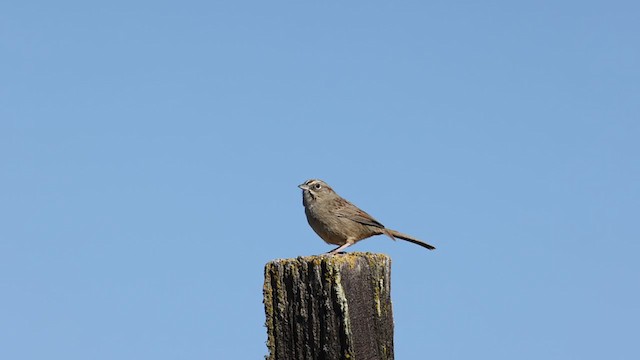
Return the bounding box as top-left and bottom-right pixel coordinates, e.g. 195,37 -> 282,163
263,252 -> 394,360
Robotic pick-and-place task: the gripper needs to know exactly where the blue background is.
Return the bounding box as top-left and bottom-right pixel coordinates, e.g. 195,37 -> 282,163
2,1 -> 638,359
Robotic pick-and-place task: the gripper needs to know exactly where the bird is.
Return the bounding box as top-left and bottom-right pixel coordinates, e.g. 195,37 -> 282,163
298,179 -> 436,254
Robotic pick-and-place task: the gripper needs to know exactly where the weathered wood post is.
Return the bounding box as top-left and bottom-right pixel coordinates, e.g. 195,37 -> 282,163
263,252 -> 394,360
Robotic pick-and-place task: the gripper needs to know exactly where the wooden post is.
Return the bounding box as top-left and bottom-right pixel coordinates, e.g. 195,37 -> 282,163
263,252 -> 394,360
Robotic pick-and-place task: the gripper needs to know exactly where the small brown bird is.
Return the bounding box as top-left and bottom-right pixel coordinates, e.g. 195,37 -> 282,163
299,179 -> 436,254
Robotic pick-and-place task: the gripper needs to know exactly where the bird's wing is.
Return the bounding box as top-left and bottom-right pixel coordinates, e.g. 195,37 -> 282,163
333,198 -> 386,228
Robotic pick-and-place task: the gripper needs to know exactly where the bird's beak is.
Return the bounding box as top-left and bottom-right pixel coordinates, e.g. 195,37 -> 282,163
298,183 -> 309,190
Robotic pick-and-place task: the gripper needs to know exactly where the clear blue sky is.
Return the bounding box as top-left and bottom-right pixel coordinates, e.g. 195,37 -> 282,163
2,1 -> 638,359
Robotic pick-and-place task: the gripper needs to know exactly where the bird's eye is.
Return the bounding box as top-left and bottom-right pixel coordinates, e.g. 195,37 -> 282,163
314,183 -> 322,189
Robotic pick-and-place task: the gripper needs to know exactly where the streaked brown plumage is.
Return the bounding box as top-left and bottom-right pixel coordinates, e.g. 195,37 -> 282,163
298,179 -> 436,254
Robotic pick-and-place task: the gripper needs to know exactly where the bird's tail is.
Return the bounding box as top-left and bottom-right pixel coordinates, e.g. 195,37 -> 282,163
384,229 -> 436,250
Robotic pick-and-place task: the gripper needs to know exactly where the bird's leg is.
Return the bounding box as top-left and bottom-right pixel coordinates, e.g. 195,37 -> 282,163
327,240 -> 355,255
